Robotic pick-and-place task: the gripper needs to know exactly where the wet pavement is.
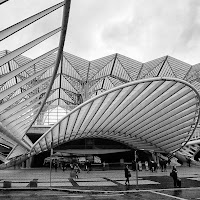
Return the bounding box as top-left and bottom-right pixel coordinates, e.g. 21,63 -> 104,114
1,189 -> 200,199
1,165 -> 200,191
1,166 -> 200,199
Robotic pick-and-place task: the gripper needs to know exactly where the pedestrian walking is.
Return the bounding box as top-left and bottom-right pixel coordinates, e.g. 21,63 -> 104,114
74,163 -> 81,179
85,160 -> 89,172
187,158 -> 191,167
124,165 -> 131,185
61,161 -> 65,172
160,160 -> 164,172
154,161 -> 158,172
54,160 -> 58,172
145,161 -> 149,171
85,160 -> 91,173
150,160 -> 155,172
170,166 -> 180,187
102,161 -> 106,171
132,160 -> 136,171
69,163 -> 74,170
69,164 -> 76,179
163,160 -> 167,172
138,161 -> 142,171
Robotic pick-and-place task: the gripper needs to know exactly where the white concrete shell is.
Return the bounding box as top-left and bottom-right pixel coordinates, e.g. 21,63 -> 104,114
31,77 -> 200,155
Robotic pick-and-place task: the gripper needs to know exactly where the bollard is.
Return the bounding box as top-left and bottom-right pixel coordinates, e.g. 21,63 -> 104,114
3,181 -> 11,188
30,180 -> 37,187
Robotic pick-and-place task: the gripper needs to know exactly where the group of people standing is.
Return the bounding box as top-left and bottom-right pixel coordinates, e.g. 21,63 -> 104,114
51,159 -> 92,177
159,159 -> 168,172
132,159 -> 168,172
69,160 -> 92,179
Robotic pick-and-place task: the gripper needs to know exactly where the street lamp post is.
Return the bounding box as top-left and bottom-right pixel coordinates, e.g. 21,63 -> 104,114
135,150 -> 138,189
50,142 -> 53,187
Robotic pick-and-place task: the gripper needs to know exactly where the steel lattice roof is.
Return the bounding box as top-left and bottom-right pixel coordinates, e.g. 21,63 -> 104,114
1,52 -> 200,163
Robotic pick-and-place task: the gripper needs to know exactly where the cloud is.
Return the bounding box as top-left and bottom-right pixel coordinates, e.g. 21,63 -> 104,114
178,1 -> 200,45
97,0 -> 200,63
1,0 -> 200,64
0,0 -> 62,58
99,0 -> 175,61
64,0 -> 135,60
171,0 -> 200,63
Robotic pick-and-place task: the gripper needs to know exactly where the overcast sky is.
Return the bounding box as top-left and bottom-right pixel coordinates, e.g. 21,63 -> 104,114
0,0 -> 200,64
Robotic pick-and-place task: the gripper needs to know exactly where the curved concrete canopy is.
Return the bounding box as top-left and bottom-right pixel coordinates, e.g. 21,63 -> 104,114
31,77 -> 200,155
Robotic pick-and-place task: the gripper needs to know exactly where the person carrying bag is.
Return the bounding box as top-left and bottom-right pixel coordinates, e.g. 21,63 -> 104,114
170,166 -> 181,187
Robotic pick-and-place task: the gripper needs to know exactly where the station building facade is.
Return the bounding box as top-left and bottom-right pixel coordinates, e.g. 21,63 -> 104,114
1,50 -> 200,168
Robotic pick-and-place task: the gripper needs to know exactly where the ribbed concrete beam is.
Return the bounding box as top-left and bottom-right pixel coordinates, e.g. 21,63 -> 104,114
31,77 -> 200,155
0,0 -> 8,5
0,1 -> 64,41
0,123 -> 30,150
0,48 -> 58,85
0,27 -> 61,67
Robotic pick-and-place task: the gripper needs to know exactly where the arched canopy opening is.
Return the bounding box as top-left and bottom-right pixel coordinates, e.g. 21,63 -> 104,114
30,77 -> 200,157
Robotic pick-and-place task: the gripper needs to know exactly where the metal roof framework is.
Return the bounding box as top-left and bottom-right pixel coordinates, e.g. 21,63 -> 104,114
0,1 -> 200,168
1,53 -> 200,168
0,0 -> 71,165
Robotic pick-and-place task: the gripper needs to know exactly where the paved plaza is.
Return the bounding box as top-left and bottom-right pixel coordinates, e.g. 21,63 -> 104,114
0,165 -> 200,192
1,166 -> 200,199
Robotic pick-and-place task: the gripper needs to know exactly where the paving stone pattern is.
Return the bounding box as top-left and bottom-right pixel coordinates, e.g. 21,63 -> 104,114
0,166 -> 200,191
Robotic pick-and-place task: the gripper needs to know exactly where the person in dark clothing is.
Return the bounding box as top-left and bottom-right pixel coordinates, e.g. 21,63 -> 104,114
163,161 -> 167,172
150,160 -> 156,172
54,160 -> 58,172
187,158 -> 191,167
124,165 -> 131,185
171,166 -> 178,187
61,161 -> 65,172
88,160 -> 92,171
160,160 -> 164,172
153,162 -> 158,172
85,160 -> 91,173
132,160 -> 136,171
